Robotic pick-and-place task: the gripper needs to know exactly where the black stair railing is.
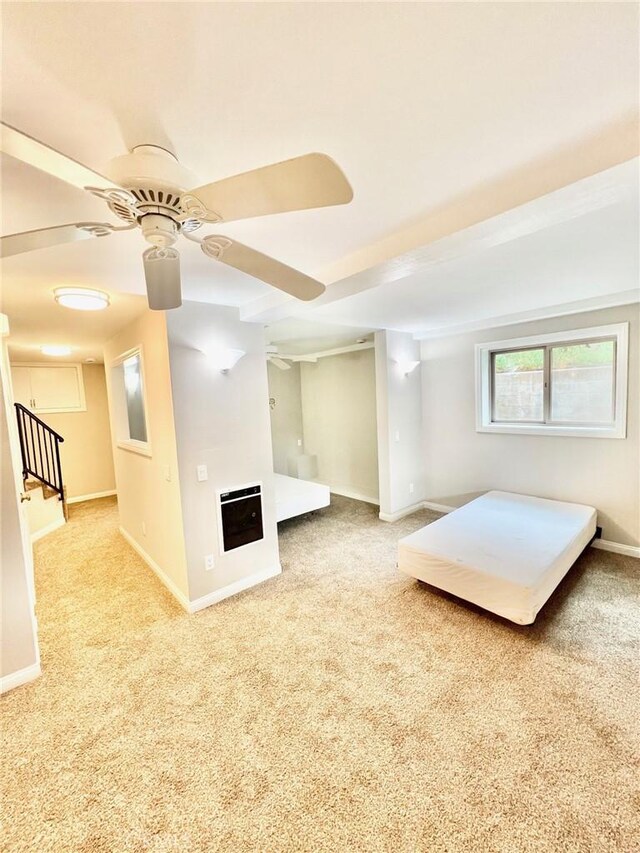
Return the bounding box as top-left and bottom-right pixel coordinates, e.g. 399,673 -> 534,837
14,403 -> 65,503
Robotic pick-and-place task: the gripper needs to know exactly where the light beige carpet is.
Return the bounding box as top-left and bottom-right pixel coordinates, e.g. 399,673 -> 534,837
1,495 -> 639,852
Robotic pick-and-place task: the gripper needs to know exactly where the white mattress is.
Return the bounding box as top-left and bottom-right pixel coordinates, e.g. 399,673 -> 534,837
274,474 -> 330,522
399,491 -> 596,624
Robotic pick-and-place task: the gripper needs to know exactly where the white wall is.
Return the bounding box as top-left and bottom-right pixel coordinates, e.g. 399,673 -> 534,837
103,311 -> 190,602
421,304 -> 640,546
1,329 -> 39,690
300,348 -> 379,502
166,303 -> 280,604
375,330 -> 425,519
267,361 -> 304,476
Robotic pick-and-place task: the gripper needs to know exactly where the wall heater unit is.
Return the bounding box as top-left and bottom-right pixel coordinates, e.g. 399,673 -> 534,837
218,484 -> 264,552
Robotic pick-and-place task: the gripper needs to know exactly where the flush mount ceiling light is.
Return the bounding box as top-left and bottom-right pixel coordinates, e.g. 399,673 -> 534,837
41,344 -> 72,356
54,287 -> 110,311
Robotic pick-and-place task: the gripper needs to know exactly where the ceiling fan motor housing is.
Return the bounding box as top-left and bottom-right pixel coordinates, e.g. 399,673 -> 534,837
106,145 -> 197,194
94,145 -> 204,235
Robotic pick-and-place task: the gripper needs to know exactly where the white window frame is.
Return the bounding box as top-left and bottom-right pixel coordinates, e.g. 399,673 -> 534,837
475,323 -> 628,439
110,345 -> 152,457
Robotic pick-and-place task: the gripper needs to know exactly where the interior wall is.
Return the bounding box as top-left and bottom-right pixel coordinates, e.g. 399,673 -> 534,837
1,331 -> 39,688
103,311 -> 189,601
166,302 -> 280,604
267,361 -> 303,476
375,330 -> 425,519
300,348 -> 379,502
30,364 -> 116,500
421,303 -> 640,546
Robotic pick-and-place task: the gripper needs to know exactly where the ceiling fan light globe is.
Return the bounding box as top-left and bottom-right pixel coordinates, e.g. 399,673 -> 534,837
143,247 -> 182,310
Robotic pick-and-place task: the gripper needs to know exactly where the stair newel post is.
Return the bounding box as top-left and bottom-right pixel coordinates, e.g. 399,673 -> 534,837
16,406 -> 28,480
55,438 -> 64,504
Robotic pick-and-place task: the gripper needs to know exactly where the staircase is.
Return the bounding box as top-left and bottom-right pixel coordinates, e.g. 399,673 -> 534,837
15,403 -> 67,540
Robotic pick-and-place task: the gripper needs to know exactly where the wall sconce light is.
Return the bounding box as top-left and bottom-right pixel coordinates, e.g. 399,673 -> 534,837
199,346 -> 246,373
396,359 -> 420,376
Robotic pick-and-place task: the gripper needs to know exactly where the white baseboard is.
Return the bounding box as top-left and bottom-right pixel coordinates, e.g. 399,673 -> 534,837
379,501 -> 428,523
328,485 -> 380,506
189,564 -> 283,613
119,526 -> 191,612
591,539 -> 640,559
67,490 -> 117,505
119,528 -> 283,613
1,662 -> 41,694
422,501 -> 456,514
31,516 -> 66,543
380,500 -> 454,522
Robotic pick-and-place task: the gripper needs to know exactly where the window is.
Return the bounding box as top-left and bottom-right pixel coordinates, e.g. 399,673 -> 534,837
476,323 -> 628,438
492,348 -> 544,423
111,347 -> 151,455
122,354 -> 148,442
550,340 -> 615,424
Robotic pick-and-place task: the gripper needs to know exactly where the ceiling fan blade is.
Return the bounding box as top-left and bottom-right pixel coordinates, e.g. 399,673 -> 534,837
143,247 -> 182,310
201,236 -> 325,301
184,153 -> 353,223
268,356 -> 292,371
1,222 -> 115,258
1,122 -> 117,192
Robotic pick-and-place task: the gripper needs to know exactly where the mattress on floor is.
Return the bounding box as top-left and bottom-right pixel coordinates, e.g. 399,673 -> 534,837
275,473 -> 330,522
398,491 -> 596,624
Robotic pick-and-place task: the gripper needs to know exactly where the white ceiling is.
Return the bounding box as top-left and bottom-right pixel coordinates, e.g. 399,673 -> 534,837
306,192 -> 640,337
265,318 -> 374,356
1,2 -> 639,351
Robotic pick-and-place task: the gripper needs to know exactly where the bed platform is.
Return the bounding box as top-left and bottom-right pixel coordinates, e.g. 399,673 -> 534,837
398,491 -> 596,624
275,473 -> 330,522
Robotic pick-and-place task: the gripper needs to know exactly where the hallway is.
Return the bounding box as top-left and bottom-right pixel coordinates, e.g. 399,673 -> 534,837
2,496 -> 639,852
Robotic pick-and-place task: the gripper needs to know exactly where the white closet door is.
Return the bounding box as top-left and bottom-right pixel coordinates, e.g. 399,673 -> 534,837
11,366 -> 32,408
30,366 -> 84,412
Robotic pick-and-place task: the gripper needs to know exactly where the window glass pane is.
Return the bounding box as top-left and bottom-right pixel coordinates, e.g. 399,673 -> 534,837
492,348 -> 544,422
123,354 -> 148,442
550,340 -> 614,424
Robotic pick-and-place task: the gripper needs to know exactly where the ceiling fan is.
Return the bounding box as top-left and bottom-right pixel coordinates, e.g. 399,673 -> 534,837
267,354 -> 293,371
0,123 -> 353,309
